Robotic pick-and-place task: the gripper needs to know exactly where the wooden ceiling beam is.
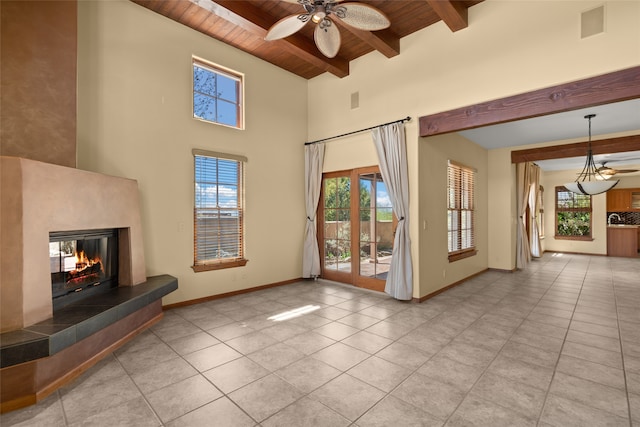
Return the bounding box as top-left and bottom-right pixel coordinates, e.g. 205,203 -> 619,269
334,22 -> 400,58
511,135 -> 640,164
419,66 -> 640,137
425,0 -> 468,32
192,0 -> 349,78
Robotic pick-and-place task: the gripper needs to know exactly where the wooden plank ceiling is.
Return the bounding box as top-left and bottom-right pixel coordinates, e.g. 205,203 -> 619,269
131,0 -> 483,79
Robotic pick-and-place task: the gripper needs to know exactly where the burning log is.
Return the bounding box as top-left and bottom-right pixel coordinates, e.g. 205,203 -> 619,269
66,262 -> 103,281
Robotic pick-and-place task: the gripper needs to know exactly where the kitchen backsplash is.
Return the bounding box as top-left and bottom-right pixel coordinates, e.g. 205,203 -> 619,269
607,211 -> 640,225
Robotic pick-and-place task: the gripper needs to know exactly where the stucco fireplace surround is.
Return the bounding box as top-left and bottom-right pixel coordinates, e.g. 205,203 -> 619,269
0,156 -> 177,412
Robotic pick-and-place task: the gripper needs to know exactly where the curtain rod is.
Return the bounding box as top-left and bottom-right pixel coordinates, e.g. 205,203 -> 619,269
304,116 -> 411,146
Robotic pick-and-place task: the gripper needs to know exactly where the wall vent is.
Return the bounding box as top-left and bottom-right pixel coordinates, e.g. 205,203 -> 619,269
581,5 -> 605,39
351,91 -> 360,109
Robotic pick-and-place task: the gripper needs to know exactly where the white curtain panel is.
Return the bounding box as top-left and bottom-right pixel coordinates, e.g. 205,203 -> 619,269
516,162 -> 532,268
303,144 -> 325,278
529,164 -> 542,258
372,123 -> 413,300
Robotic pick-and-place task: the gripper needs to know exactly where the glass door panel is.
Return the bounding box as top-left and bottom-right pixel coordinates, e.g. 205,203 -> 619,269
320,168 -> 393,292
357,172 -> 394,289
323,176 -> 351,275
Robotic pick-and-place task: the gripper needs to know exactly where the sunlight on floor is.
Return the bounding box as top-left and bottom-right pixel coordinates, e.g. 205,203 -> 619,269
267,305 -> 321,321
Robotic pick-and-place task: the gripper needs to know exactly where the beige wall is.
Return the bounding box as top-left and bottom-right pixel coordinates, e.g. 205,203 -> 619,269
611,175 -> 640,190
419,134 -> 488,297
542,170 -> 608,255
309,0 -> 640,296
76,1 -> 308,305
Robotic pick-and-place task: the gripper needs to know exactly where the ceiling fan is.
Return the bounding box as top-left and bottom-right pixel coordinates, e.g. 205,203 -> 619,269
596,161 -> 640,179
265,0 -> 390,58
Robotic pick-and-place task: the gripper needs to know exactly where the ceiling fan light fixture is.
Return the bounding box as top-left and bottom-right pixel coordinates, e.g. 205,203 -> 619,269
312,6 -> 326,23
265,0 -> 390,57
595,173 -> 613,181
563,114 -> 618,195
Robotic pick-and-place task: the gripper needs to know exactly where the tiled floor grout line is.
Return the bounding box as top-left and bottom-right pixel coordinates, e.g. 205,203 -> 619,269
534,256 -> 590,426
455,264 -> 569,425
113,349 -> 166,426
159,316 -> 280,426
56,390 -> 68,427
437,286 -> 532,424
611,259 -> 634,426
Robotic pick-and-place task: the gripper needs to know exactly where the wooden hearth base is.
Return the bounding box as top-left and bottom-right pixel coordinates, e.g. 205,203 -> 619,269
0,300 -> 162,413
1,300 -> 162,413
1,275 -> 178,414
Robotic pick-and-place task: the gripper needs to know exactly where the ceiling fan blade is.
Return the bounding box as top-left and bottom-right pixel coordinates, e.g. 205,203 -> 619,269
265,14 -> 310,41
314,19 -> 341,58
333,2 -> 390,31
615,169 -> 640,174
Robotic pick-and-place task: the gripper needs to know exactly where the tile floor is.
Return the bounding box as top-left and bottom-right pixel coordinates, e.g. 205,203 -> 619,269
3,253 -> 640,426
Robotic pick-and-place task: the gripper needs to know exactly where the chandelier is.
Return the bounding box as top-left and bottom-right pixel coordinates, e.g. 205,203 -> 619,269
563,114 -> 619,195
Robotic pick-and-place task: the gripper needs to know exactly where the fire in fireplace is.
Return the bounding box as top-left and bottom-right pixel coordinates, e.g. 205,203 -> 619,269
50,229 -> 118,310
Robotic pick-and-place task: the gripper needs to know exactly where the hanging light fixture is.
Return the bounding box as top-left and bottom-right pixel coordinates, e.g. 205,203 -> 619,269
265,0 -> 390,58
564,114 -> 619,195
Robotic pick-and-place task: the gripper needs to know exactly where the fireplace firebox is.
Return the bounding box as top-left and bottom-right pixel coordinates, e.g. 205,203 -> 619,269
49,229 -> 118,310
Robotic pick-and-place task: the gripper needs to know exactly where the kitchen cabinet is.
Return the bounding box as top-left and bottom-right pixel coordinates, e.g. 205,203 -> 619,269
633,191 -> 640,209
607,188 -> 640,211
607,225 -> 639,257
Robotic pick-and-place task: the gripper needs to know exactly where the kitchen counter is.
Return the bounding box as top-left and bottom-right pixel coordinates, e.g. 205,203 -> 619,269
607,225 -> 640,257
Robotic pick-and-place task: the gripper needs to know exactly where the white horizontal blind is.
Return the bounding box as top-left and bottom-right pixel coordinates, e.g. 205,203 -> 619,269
194,153 -> 244,266
447,161 -> 475,255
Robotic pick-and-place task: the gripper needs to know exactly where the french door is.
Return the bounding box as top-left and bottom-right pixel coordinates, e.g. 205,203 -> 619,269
319,166 -> 395,291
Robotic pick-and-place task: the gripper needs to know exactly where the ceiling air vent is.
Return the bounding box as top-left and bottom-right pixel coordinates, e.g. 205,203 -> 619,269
581,5 -> 605,39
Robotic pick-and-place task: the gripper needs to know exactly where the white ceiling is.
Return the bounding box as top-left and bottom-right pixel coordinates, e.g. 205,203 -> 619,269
459,98 -> 640,173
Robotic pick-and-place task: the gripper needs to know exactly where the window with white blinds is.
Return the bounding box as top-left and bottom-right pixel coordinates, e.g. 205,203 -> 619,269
193,149 -> 247,272
447,160 -> 477,262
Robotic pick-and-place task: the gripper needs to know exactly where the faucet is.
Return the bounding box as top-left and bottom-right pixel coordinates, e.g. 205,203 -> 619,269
608,213 -> 621,225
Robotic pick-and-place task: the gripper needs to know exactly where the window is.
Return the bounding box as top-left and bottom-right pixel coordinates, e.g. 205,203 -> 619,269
447,161 -> 476,262
555,186 -> 592,240
192,57 -> 243,129
193,149 -> 247,271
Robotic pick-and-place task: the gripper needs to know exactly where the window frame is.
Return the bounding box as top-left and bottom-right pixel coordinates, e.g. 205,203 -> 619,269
554,186 -> 593,241
192,149 -> 248,272
192,56 -> 244,130
447,160 -> 477,262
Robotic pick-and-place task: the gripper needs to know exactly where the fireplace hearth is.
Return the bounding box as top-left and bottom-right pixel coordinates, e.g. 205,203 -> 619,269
50,229 -> 118,310
1,157 -> 179,413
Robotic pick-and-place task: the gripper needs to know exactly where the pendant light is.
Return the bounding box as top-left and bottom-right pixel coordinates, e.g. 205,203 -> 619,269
563,114 -> 619,195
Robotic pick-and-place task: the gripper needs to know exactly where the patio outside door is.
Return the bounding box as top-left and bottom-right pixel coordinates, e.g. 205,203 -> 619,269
320,166 -> 395,292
